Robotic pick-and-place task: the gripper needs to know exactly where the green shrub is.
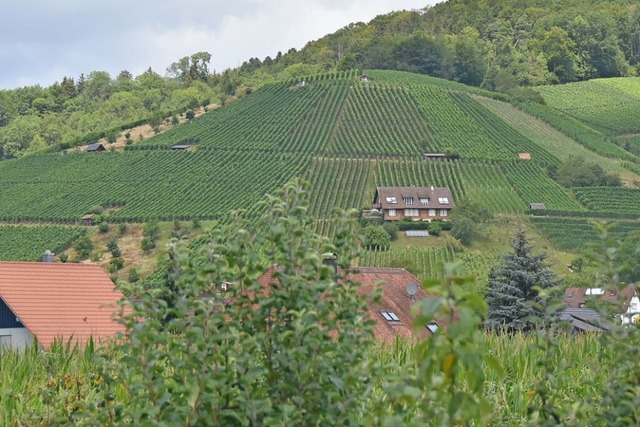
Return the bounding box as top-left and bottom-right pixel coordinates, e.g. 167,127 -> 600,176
382,222 -> 399,241
428,221 -> 443,236
128,268 -> 140,283
73,235 -> 93,259
361,225 -> 391,250
108,257 -> 124,273
141,237 -> 156,253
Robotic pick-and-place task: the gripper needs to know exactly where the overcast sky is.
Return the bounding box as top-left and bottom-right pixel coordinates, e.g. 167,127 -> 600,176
0,0 -> 439,90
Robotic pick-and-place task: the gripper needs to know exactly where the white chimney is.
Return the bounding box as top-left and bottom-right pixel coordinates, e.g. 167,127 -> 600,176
42,250 -> 55,262
430,185 -> 434,191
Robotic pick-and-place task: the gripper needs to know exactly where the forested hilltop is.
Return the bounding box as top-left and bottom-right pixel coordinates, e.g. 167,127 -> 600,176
1,0 -> 639,159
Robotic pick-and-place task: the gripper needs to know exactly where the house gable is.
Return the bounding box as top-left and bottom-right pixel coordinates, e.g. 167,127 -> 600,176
0,297 -> 22,329
0,262 -> 125,349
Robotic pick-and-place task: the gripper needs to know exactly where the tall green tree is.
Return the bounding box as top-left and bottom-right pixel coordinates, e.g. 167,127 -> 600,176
485,228 -> 560,331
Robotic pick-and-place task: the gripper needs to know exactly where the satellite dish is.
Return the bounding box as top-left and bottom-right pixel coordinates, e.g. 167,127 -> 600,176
406,283 -> 419,297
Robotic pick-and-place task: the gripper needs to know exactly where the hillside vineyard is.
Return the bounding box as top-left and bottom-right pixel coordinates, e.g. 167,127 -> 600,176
0,71 -> 640,251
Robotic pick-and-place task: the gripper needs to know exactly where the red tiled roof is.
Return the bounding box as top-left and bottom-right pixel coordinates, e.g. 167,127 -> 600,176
257,266 -> 435,341
0,261 -> 125,349
564,286 -> 636,312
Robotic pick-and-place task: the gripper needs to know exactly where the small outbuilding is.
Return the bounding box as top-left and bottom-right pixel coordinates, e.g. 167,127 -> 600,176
80,214 -> 95,226
423,153 -> 446,159
529,203 -> 546,210
518,152 -> 531,160
86,143 -> 106,152
170,144 -> 193,150
360,74 -> 370,82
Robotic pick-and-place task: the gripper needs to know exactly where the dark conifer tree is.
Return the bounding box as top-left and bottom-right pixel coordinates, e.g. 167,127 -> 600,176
485,228 -> 560,331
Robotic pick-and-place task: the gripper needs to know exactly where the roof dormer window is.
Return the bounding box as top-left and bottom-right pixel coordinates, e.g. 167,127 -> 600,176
380,310 -> 400,323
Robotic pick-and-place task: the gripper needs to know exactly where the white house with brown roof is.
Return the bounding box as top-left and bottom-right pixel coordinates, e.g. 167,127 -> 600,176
563,286 -> 640,325
373,186 -> 454,221
0,262 -> 125,349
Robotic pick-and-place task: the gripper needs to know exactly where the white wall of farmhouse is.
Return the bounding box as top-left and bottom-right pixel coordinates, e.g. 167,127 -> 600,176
0,327 -> 35,350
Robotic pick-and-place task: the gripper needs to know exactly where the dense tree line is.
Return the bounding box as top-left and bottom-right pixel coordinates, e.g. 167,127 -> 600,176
288,0 -> 639,88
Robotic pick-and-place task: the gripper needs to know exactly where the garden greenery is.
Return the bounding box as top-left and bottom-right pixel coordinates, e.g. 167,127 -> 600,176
4,180 -> 640,426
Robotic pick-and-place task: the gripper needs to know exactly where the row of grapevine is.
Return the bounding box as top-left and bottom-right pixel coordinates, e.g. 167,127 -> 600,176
475,96 -> 636,178
412,87 -> 520,161
0,225 -> 83,261
573,186 -> 640,215
358,246 -> 457,280
537,79 -> 640,135
530,217 -> 640,251
284,69 -> 359,85
304,157 -> 373,217
520,102 -> 637,162
282,81 -> 350,153
373,158 -> 524,214
502,162 -> 584,211
450,92 -> 559,165
328,84 -> 432,155
137,81 -> 345,153
0,150 -> 308,222
364,70 -> 504,99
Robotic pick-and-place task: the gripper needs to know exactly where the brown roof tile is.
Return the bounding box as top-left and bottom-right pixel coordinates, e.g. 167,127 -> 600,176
257,266 -> 435,342
564,286 -> 636,312
0,261 -> 125,348
375,187 -> 454,210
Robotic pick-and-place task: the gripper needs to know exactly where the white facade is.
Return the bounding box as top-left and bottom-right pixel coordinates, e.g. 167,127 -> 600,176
0,327 -> 35,350
620,296 -> 640,325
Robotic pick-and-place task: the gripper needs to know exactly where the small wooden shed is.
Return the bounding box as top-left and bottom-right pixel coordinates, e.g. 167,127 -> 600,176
529,203 -> 546,210
80,214 -> 95,226
86,143 -> 106,152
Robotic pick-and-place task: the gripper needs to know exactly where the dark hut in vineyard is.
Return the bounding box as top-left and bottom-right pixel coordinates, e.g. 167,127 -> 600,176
85,143 -> 105,152
80,214 -> 95,226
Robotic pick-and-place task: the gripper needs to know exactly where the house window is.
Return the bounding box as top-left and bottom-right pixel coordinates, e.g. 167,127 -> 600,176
387,209 -> 397,217
380,310 -> 400,322
440,209 -> 448,217
385,197 -> 397,204
438,197 -> 449,204
428,209 -> 436,217
426,322 -> 439,334
405,209 -> 419,217
420,198 -> 430,205
404,197 -> 414,205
